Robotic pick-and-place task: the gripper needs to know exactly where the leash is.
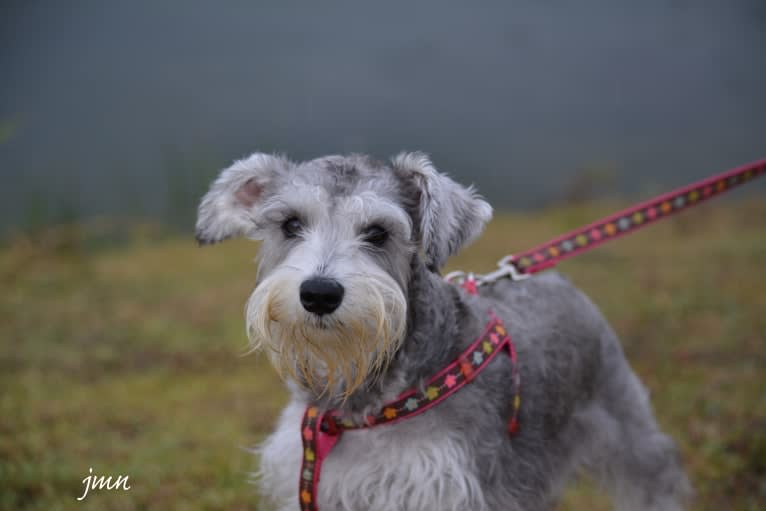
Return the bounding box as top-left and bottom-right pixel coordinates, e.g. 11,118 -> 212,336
446,157 -> 766,287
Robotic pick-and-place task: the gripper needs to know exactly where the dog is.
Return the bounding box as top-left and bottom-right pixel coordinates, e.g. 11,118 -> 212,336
195,152 -> 691,511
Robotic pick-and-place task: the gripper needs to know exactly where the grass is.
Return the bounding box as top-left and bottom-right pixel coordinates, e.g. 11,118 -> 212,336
1,199 -> 765,510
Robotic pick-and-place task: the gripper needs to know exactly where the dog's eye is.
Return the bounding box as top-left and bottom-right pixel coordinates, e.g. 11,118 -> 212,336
361,224 -> 388,247
281,217 -> 303,239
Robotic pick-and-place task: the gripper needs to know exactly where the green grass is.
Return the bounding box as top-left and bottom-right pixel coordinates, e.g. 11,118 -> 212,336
1,199 -> 765,510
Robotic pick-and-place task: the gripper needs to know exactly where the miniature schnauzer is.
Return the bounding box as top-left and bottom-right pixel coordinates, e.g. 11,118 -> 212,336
196,152 -> 691,511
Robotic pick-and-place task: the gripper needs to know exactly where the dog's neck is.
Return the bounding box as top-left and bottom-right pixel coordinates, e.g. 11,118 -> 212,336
303,256 -> 487,415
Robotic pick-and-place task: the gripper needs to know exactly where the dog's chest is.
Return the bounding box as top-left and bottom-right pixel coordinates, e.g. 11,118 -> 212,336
258,400 -> 486,511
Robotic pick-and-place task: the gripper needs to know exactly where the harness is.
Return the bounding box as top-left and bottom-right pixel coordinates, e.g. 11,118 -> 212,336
298,309 -> 519,511
295,157 -> 765,510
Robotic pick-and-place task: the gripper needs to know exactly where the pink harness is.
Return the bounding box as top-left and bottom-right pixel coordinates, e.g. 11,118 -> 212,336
297,308 -> 520,511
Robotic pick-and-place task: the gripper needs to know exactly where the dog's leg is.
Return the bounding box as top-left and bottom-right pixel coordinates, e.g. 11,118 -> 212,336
570,334 -> 692,511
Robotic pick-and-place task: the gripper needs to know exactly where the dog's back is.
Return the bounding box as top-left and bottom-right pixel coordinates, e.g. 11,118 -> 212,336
475,272 -> 691,510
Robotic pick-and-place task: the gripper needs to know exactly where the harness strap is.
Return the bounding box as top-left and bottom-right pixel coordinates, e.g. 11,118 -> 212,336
299,407 -> 339,511
461,275 -> 522,431
298,313 -> 519,511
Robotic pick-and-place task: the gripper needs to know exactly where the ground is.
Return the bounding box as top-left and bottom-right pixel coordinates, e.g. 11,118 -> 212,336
1,199 -> 764,510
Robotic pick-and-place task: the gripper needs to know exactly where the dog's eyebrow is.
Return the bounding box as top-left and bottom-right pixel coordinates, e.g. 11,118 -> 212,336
258,185 -> 330,224
339,193 -> 412,238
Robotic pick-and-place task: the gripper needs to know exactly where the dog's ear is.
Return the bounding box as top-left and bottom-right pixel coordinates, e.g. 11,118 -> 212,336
392,152 -> 493,270
195,153 -> 289,245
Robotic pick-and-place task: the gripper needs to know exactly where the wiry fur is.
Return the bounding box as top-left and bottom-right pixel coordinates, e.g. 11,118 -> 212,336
391,152 -> 493,270
246,264 -> 406,397
197,152 -> 691,510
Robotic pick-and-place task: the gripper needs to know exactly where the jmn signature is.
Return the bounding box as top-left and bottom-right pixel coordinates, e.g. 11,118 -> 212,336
77,467 -> 131,501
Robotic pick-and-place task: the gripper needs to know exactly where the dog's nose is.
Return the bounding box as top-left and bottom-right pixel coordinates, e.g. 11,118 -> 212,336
299,278 -> 345,315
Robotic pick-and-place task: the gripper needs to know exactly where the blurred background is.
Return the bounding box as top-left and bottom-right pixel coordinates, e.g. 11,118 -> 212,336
1,1 -> 764,510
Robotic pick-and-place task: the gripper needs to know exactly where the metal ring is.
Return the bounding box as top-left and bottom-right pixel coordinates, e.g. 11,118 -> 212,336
444,270 -> 466,284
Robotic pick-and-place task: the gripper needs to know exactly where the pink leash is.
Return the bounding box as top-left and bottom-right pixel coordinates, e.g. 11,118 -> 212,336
447,157 -> 765,287
509,158 -> 766,276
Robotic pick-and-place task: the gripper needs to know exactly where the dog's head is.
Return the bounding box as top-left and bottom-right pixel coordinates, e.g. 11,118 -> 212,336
196,152 -> 491,398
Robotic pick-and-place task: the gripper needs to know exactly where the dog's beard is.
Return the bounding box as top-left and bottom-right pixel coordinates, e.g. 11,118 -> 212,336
246,270 -> 407,399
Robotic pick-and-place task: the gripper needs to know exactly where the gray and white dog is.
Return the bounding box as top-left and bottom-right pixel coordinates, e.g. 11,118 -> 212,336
196,152 -> 691,511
